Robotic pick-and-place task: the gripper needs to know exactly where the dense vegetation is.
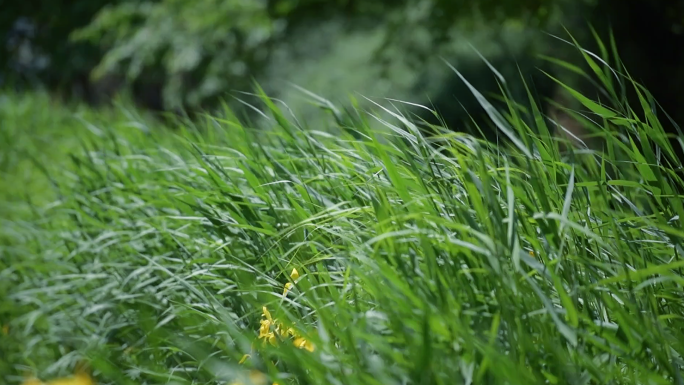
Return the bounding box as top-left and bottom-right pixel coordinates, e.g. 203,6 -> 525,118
2,42 -> 684,385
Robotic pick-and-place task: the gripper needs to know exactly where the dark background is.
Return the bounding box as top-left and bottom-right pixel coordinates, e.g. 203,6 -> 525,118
2,0 -> 683,138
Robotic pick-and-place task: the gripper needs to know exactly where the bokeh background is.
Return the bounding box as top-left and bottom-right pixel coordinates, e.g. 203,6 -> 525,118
3,0 -> 683,129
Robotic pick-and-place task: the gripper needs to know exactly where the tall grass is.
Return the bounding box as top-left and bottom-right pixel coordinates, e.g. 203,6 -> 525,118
2,41 -> 684,385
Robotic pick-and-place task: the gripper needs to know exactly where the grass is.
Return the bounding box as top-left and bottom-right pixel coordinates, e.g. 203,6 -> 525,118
2,41 -> 684,385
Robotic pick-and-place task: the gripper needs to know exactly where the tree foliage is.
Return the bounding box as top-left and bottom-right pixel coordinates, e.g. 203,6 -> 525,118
70,0 -> 574,110
72,0 -> 277,109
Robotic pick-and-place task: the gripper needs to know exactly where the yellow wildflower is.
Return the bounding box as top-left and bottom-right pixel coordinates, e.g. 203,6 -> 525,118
262,306 -> 272,322
22,372 -> 95,385
258,326 -> 276,345
229,370 -> 270,385
260,330 -> 276,345
259,307 -> 273,337
293,337 -> 315,352
258,305 -> 315,351
249,370 -> 268,385
282,282 -> 293,296
259,318 -> 271,338
283,268 -> 299,296
48,372 -> 95,385
258,309 -> 277,345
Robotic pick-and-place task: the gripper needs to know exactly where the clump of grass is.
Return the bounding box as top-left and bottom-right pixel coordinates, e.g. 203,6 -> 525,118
2,40 -> 684,385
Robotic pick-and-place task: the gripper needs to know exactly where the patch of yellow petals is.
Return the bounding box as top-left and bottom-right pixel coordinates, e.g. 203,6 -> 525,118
231,267 -> 313,385
282,268 -> 299,296
257,268 -> 313,352
21,372 -> 94,385
228,370 -> 275,385
258,306 -> 313,352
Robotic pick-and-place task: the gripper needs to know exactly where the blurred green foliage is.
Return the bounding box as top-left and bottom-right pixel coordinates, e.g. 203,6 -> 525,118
68,0 -> 575,110
72,0 -> 277,109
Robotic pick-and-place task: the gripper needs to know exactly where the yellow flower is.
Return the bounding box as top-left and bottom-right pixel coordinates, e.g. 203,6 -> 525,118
258,303 -> 315,352
249,370 -> 268,385
283,269 -> 299,296
22,372 -> 95,385
48,372 -> 94,385
259,318 -> 271,338
259,307 -> 273,338
290,268 -> 299,280
282,282 -> 293,296
229,370 -> 270,385
262,306 -> 272,322
259,328 -> 276,345
259,320 -> 277,345
293,337 -> 315,352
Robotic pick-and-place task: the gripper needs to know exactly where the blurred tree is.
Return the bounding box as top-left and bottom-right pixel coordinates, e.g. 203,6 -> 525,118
375,0 -> 570,68
70,0 -> 573,111
72,0 -> 277,111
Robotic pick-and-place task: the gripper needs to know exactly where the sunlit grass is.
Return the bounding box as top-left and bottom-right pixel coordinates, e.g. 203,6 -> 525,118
2,39 -> 684,385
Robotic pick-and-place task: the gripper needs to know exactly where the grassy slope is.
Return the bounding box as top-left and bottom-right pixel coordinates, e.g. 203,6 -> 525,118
2,52 -> 684,385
